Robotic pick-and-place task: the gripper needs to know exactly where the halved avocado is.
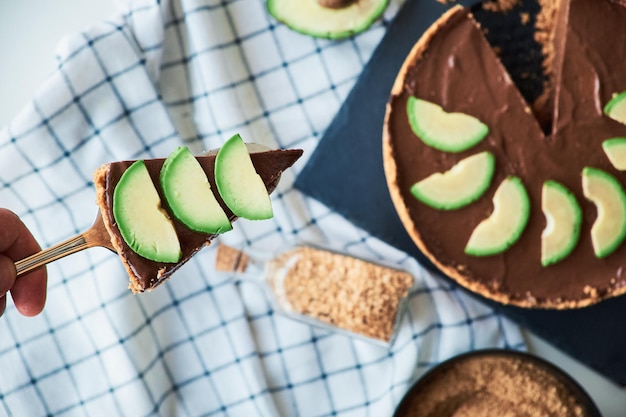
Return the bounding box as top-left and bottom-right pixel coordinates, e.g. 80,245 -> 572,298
582,167 -> 626,258
604,91 -> 626,125
410,151 -> 495,210
541,180 -> 582,267
465,176 -> 530,257
407,97 -> 489,153
266,0 -> 389,40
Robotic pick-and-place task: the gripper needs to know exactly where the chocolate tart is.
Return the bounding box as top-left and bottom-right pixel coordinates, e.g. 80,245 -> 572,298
383,1 -> 626,308
94,147 -> 302,293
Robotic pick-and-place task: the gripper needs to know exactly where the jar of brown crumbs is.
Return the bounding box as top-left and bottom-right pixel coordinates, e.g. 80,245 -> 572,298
214,243 -> 415,346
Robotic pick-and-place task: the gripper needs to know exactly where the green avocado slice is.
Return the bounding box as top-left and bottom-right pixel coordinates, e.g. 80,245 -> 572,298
410,151 -> 495,210
604,91 -> 626,125
215,134 -> 273,220
267,0 -> 389,39
407,97 -> 489,153
465,176 -> 530,257
582,167 -> 626,258
541,180 -> 582,267
602,137 -> 626,170
160,146 -> 232,234
113,160 -> 182,263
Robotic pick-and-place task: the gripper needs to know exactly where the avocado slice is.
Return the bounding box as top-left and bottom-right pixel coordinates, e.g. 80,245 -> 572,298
407,96 -> 489,153
604,91 -> 626,125
160,146 -> 232,234
113,160 -> 181,263
465,176 -> 530,257
602,137 -> 626,170
410,151 -> 495,210
215,134 -> 273,220
541,180 -> 582,267
582,167 -> 626,258
266,0 -> 389,40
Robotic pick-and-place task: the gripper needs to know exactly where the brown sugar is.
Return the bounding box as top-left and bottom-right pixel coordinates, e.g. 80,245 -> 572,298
265,246 -> 414,342
481,0 -> 520,12
399,354 -> 589,417
520,11 -> 530,25
215,244 -> 414,342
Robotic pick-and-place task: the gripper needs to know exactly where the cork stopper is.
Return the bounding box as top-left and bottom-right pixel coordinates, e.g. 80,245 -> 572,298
215,244 -> 250,273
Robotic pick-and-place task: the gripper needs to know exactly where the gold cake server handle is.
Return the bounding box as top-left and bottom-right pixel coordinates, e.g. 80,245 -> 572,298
14,212 -> 116,277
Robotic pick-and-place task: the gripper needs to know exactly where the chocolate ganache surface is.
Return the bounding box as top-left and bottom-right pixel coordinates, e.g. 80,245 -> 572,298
384,2 -> 626,308
96,149 -> 302,292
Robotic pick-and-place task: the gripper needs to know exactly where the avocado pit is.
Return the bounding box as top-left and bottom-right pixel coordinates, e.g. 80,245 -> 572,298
318,0 -> 357,9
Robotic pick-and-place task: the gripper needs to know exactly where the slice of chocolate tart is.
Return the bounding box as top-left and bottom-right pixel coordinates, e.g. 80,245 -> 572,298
384,1 -> 626,309
94,139 -> 302,293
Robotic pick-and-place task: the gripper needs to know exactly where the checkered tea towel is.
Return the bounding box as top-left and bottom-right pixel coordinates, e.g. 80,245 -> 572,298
0,0 -> 525,416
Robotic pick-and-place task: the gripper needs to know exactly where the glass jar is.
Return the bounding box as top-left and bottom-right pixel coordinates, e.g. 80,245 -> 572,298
214,242 -> 415,347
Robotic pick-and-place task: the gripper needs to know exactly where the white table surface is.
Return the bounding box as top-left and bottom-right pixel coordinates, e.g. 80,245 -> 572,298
1,1 -> 625,415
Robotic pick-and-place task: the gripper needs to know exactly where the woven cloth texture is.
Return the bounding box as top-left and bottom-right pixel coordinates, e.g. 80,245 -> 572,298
0,1 -> 524,416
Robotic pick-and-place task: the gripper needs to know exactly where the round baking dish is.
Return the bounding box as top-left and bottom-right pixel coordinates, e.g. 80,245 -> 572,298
394,349 -> 600,417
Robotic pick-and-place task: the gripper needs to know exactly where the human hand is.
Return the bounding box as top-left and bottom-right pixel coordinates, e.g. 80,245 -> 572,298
0,209 -> 47,317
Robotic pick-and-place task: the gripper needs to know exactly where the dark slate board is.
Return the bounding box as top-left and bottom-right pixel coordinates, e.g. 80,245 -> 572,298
294,0 -> 626,386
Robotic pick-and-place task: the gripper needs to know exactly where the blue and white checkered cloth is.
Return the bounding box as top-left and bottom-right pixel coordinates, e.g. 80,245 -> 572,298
0,1 -> 525,416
